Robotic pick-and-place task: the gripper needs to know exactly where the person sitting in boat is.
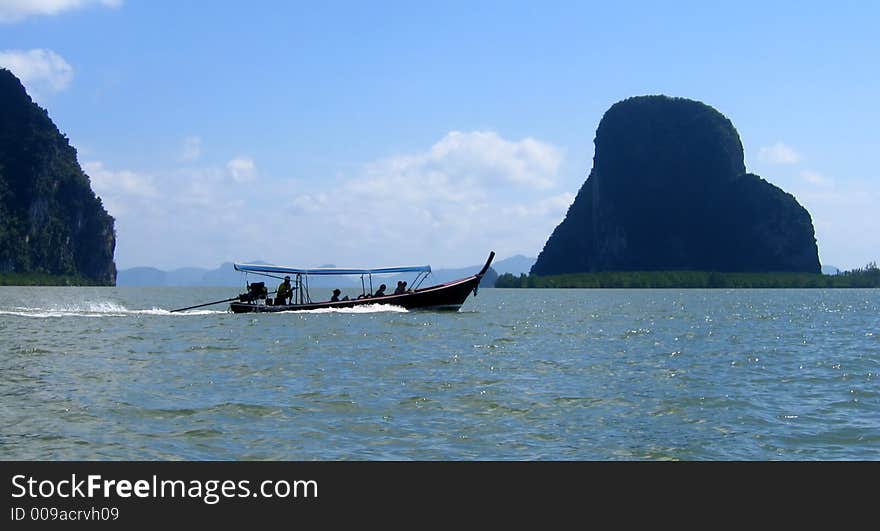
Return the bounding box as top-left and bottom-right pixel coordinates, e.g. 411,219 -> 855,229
374,284 -> 387,297
394,281 -> 405,295
276,276 -> 293,305
330,288 -> 341,302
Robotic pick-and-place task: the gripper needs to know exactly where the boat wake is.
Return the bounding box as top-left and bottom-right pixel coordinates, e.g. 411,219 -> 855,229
286,303 -> 409,314
0,302 -> 225,318
0,301 -> 409,318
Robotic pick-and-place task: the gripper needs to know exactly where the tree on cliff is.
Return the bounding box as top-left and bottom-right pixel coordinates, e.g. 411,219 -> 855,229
0,68 -> 116,284
531,95 -> 820,276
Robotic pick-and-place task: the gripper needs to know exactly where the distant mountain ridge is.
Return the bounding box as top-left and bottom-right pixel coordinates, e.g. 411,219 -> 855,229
118,259 -> 506,288
492,255 -> 536,276
821,265 -> 839,275
117,263 -> 244,287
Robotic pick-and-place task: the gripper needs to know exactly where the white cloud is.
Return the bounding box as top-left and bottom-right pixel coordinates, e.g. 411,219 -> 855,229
84,160 -> 156,199
758,142 -> 802,165
83,160 -> 157,217
0,48 -> 73,92
0,0 -> 121,23
500,192 -> 576,219
800,170 -> 831,187
273,131 -> 568,267
83,160 -> 255,269
792,178 -> 880,270
418,130 -> 562,189
227,156 -> 257,183
93,131 -> 572,270
181,136 -> 202,161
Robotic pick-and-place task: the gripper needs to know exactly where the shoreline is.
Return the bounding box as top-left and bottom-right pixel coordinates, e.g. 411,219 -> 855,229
0,273 -> 112,287
496,269 -> 880,289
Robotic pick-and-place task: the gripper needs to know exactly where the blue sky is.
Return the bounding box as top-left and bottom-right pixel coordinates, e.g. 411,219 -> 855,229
1,1 -> 877,270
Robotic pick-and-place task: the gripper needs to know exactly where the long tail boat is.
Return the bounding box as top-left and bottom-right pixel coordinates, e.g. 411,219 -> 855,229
226,252 -> 495,313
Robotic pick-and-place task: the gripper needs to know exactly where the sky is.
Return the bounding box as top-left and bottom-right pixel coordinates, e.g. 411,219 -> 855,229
1,1 -> 878,271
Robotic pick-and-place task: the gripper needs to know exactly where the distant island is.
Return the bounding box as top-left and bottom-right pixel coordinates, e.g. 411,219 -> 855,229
0,69 -> 116,285
531,95 -> 820,277
498,94 -> 861,288
496,263 -> 880,288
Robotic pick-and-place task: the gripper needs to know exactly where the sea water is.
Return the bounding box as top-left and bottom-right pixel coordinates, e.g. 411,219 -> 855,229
1,287 -> 877,460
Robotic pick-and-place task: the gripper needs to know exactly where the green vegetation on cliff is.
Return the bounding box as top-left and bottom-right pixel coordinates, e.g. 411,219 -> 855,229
0,69 -> 116,285
497,263 -> 880,288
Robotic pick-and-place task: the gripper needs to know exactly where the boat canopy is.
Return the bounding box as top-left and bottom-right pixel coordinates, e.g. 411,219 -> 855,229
233,263 -> 432,276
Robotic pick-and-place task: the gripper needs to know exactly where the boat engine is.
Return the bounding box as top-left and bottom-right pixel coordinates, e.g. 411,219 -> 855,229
239,281 -> 268,303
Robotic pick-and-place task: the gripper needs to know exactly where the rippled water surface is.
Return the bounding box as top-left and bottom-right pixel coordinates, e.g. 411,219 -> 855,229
1,287 -> 878,460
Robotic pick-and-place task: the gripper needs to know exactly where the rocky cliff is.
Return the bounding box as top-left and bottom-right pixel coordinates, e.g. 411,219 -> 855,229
532,96 -> 820,275
0,69 -> 116,284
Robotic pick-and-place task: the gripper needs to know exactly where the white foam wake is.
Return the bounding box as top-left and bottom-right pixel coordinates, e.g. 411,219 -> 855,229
0,301 -> 407,318
0,302 -> 226,318
285,303 -> 409,314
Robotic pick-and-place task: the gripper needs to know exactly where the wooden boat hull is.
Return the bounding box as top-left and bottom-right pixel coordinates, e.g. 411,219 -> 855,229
230,275 -> 478,313
229,252 -> 495,314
